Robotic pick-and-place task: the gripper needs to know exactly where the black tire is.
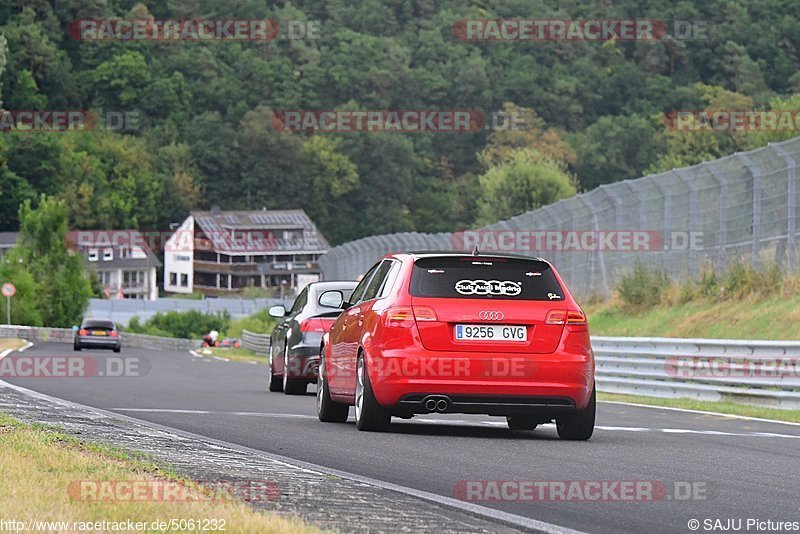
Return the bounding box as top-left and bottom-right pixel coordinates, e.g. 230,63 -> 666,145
355,352 -> 390,431
267,353 -> 283,392
73,342 -> 81,351
557,385 -> 596,441
283,346 -> 307,395
317,349 -> 349,423
113,346 -> 121,353
506,416 -> 539,431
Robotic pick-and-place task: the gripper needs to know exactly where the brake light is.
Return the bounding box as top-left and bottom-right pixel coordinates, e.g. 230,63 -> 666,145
413,306 -> 438,322
78,329 -> 88,336
109,330 -> 119,337
383,306 -> 416,327
545,309 -> 586,325
300,318 -> 334,333
545,310 -> 567,325
566,310 -> 586,325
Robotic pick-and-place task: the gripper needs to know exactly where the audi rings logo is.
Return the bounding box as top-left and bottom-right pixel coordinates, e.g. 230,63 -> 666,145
478,310 -> 505,321
454,279 -> 523,296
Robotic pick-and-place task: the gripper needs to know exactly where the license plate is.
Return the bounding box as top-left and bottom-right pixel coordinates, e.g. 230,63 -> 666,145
454,324 -> 527,342
92,330 -> 106,336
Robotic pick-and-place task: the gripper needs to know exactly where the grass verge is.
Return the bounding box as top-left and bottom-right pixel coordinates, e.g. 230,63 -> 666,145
0,413 -> 318,533
203,347 -> 267,364
598,392 -> 800,423
585,293 -> 800,340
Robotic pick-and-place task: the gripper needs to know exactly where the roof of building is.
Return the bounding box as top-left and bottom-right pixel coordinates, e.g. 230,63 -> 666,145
191,209 -> 330,255
0,231 -> 19,247
67,230 -> 162,268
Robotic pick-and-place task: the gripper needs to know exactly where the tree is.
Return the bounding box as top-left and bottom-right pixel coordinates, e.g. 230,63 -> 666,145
475,149 -> 577,225
0,248 -> 42,326
478,103 -> 576,169
570,114 -> 659,190
13,196 -> 93,327
298,136 -> 359,244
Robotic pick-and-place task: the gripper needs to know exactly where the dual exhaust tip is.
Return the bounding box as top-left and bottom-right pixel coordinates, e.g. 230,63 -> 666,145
423,395 -> 451,413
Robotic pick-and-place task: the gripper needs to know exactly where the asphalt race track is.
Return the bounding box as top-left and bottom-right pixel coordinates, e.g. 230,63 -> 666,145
6,343 -> 800,533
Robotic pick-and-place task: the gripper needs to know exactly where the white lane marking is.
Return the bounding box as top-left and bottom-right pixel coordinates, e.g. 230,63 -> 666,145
108,409 -> 800,439
0,349 -> 11,360
600,400 -> 800,427
189,350 -> 201,358
18,341 -> 33,352
212,356 -> 230,362
1,379 -> 580,534
114,408 -> 314,419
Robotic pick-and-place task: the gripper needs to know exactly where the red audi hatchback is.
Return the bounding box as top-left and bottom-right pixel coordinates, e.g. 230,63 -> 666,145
317,252 -> 595,440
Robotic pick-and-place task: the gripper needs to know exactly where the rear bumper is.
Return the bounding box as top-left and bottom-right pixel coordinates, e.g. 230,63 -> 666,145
286,344 -> 319,380
76,336 -> 120,349
395,394 -> 576,417
366,342 -> 594,414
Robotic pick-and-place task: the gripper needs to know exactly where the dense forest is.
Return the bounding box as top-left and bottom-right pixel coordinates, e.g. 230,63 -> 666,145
1,0 -> 799,245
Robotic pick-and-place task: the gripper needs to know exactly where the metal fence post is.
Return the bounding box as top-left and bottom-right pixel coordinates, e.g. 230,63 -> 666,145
707,164 -> 729,274
580,196 -> 609,297
652,177 -> 672,274
770,144 -> 797,272
677,169 -> 699,278
737,153 -> 763,269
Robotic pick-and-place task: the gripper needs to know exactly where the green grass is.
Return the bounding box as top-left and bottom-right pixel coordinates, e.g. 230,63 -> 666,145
201,346 -> 267,364
598,392 -> 800,423
225,313 -> 277,338
586,293 -> 800,340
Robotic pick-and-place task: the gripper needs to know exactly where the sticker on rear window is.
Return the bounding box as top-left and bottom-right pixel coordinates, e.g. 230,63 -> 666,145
454,279 -> 522,297
548,292 -> 560,300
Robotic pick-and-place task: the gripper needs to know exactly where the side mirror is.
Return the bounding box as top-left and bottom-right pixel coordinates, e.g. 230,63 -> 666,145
318,290 -> 344,309
268,305 -> 286,318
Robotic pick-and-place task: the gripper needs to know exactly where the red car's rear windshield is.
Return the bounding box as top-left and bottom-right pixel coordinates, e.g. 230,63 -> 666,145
409,257 -> 565,301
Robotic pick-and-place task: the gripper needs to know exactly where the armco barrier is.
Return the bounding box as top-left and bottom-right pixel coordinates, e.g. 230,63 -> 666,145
241,329 -> 271,355
3,325 -> 797,409
592,336 -> 800,410
0,325 -> 200,351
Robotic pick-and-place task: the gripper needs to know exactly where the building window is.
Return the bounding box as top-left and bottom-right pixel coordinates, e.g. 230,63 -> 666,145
97,271 -> 110,287
169,272 -> 177,286
119,247 -> 129,258
103,248 -> 113,261
180,274 -> 188,287
88,248 -> 99,262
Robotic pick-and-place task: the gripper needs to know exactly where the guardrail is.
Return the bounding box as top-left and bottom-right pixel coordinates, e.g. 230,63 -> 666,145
592,336 -> 800,410
241,330 -> 271,355
3,325 -> 796,409
0,325 -> 200,351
